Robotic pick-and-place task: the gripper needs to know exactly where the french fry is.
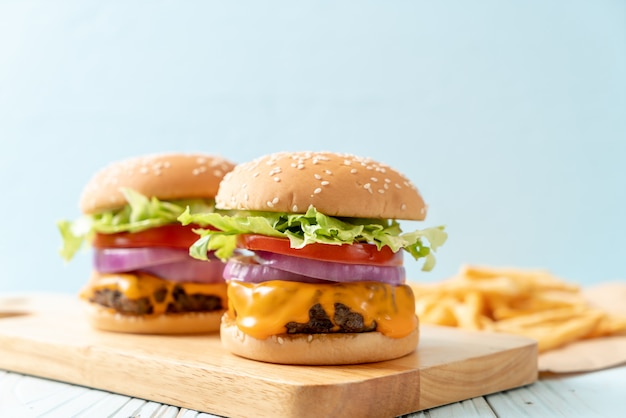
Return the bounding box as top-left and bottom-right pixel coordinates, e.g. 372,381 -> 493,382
452,291 -> 485,330
409,264 -> 626,352
585,314 -> 626,339
460,265 -> 579,292
489,290 -> 586,321
417,299 -> 458,327
488,306 -> 603,352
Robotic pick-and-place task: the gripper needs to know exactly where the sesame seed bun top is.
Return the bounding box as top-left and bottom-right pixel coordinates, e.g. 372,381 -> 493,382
79,153 -> 236,214
215,151 -> 427,220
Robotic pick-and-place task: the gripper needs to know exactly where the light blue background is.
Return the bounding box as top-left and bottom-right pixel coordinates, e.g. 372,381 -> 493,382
1,1 -> 624,293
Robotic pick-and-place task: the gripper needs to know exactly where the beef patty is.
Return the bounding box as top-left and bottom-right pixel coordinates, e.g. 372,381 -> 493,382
285,303 -> 377,334
90,285 -> 222,315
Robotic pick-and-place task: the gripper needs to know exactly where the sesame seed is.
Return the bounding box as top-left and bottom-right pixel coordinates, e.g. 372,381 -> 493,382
378,189 -> 385,194
307,335 -> 313,342
370,177 -> 378,182
314,174 -> 322,180
292,204 -> 298,212
325,169 -> 332,175
321,181 -> 329,186
267,201 -> 274,207
253,172 -> 260,178
350,168 -> 358,174
395,183 -> 402,189
364,183 -> 373,193
277,337 -> 284,345
274,177 -> 281,182
192,168 -> 200,175
343,159 -> 352,166
384,178 -> 391,183
297,164 -> 304,169
272,197 -> 279,204
313,187 -> 322,194
197,157 -> 206,164
401,203 -> 407,210
140,167 -> 148,174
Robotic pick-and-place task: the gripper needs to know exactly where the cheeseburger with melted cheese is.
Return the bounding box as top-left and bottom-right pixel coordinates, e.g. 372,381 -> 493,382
180,151 -> 447,364
58,152 -> 236,334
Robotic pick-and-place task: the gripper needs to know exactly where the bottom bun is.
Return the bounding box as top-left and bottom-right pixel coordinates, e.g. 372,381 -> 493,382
220,314 -> 420,365
82,301 -> 224,334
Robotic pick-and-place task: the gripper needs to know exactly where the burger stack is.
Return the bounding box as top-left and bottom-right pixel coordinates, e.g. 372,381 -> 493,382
58,153 -> 236,334
59,150 -> 446,365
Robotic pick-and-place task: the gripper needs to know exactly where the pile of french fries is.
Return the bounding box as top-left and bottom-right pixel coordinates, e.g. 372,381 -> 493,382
410,265 -> 626,352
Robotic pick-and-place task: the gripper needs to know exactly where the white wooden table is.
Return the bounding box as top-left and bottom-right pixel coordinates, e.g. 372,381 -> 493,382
1,365 -> 624,417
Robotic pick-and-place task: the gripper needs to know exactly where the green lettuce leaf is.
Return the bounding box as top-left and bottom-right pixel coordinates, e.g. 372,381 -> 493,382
57,188 -> 216,261
178,205 -> 447,271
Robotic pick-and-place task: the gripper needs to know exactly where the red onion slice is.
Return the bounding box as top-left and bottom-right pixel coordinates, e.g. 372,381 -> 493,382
254,251 -> 406,285
94,247 -> 225,283
94,247 -> 193,273
140,258 -> 226,283
224,256 -> 333,284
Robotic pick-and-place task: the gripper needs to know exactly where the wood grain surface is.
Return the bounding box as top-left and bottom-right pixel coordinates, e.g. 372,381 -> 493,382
0,294 -> 537,418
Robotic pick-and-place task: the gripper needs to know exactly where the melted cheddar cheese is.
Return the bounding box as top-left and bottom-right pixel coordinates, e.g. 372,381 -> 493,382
81,272 -> 228,315
227,280 -> 417,339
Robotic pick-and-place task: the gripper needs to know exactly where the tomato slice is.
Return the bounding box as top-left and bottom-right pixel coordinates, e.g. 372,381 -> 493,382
238,234 -> 403,266
92,224 -> 202,249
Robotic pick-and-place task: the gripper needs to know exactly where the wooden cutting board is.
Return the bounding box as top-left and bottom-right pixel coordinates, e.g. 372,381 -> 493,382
0,293 -> 537,418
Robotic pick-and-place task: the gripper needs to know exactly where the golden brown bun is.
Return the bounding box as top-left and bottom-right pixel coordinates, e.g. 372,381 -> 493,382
220,314 -> 419,365
80,152 -> 236,214
82,300 -> 223,334
216,151 -> 426,220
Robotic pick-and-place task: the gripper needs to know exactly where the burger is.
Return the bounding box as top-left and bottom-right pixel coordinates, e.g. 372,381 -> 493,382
179,151 -> 447,364
57,152 -> 236,334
